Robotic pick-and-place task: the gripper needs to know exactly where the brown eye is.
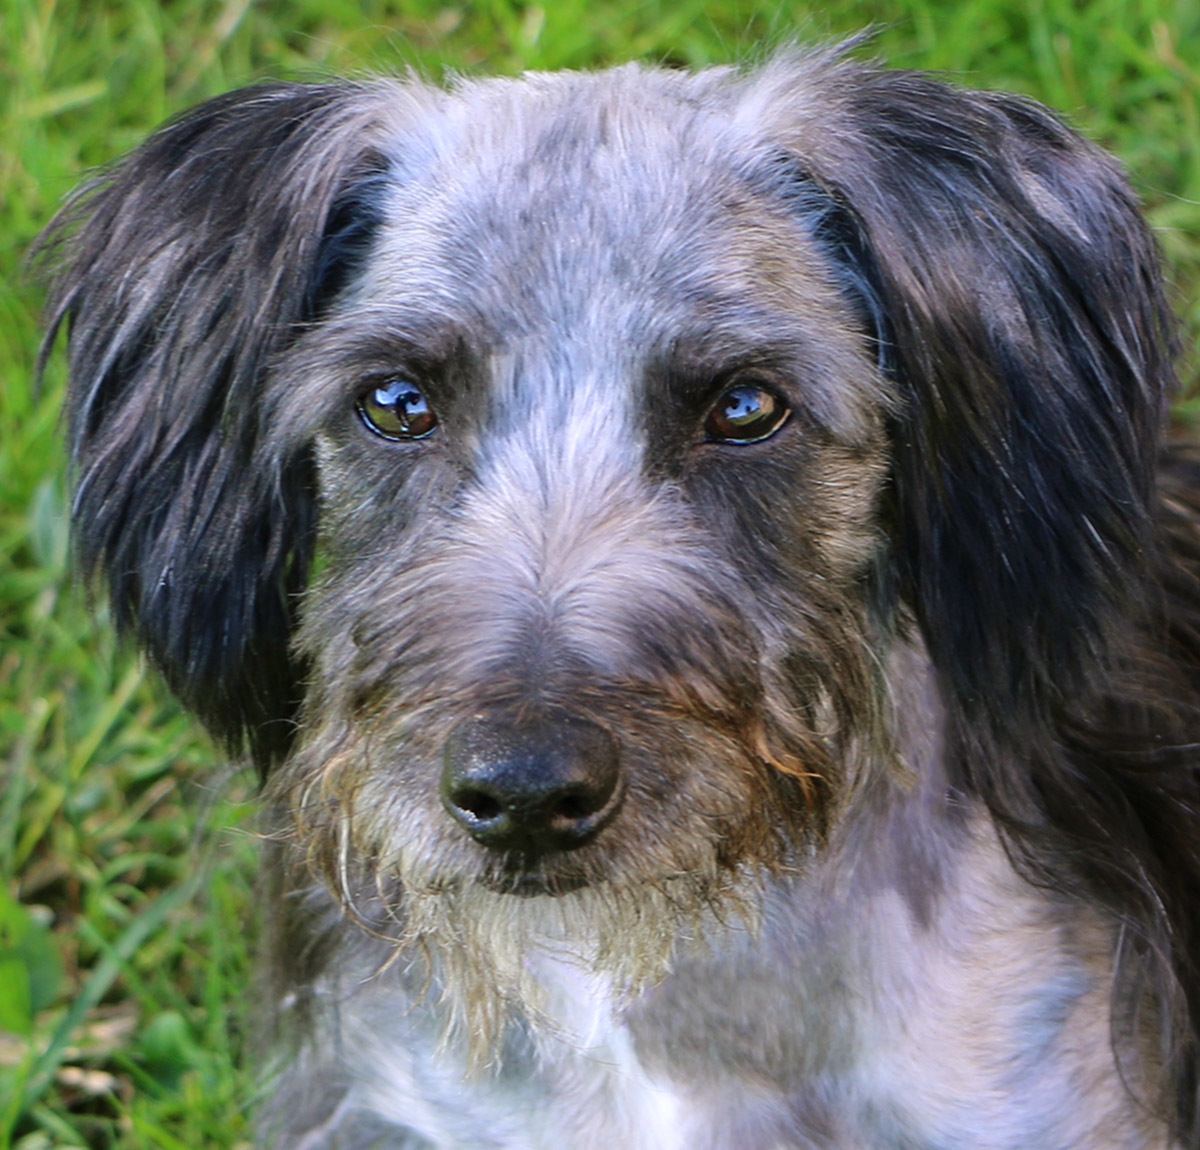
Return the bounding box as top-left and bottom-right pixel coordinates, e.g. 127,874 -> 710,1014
357,378 -> 438,440
704,383 -> 790,444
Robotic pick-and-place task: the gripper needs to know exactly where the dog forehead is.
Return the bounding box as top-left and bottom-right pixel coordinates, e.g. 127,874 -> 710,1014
355,70 -> 844,350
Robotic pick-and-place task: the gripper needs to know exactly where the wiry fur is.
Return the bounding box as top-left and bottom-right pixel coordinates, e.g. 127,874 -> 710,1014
39,45 -> 1200,1147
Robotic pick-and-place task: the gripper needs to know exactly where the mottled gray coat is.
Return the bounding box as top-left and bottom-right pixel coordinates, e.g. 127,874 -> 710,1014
42,48 -> 1200,1148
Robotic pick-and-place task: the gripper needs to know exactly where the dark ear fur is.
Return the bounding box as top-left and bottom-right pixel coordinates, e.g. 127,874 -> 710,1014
38,82 -> 392,767
812,68 -> 1177,734
795,64 -> 1200,1134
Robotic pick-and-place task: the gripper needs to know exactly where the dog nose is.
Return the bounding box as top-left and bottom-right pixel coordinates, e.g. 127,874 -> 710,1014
441,712 -> 622,855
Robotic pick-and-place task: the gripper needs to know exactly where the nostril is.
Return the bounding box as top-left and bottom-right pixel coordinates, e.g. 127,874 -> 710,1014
549,787 -> 603,823
450,787 -> 504,823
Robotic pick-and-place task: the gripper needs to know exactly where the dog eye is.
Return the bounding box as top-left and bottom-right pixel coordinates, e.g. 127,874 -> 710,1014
704,383 -> 791,444
357,378 -> 438,440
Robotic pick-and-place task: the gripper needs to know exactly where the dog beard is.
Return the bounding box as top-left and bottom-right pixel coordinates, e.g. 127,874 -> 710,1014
324,842 -> 764,1068
415,873 -> 762,1066
273,684 -> 865,1066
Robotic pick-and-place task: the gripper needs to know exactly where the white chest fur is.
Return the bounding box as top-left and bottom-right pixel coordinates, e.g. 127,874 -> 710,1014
318,818 -> 1166,1149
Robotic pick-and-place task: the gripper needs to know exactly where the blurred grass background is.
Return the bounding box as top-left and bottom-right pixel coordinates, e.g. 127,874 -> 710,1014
1,0 -> 1197,1145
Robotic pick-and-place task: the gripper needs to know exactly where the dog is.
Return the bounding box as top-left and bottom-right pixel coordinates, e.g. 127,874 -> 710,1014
38,44 -> 1200,1147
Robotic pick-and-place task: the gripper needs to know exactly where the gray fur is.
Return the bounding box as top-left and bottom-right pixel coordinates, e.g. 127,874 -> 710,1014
41,47 -> 1199,1148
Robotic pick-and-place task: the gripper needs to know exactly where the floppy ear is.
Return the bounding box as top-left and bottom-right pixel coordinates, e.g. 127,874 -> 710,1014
39,82 -> 395,766
779,63 -> 1178,738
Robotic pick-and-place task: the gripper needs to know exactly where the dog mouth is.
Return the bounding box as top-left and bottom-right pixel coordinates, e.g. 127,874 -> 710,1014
477,857 -> 594,897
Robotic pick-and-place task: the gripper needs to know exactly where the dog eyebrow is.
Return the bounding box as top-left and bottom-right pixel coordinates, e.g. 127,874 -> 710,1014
288,309 -> 475,373
643,305 -> 890,445
650,331 -> 799,400
267,311 -> 478,443
749,155 -> 892,374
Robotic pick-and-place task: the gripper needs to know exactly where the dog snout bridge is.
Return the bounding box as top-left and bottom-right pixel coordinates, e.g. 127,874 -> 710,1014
441,710 -> 624,855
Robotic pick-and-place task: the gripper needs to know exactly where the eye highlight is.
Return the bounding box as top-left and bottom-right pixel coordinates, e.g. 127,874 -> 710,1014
704,383 -> 791,444
357,377 -> 438,440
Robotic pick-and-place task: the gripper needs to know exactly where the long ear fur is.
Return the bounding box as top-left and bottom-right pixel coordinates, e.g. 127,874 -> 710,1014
38,82 -> 395,766
764,56 -> 1200,1136
786,63 -> 1177,734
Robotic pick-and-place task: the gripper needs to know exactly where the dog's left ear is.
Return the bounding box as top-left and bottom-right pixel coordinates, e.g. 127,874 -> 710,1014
39,82 -> 397,766
768,60 -> 1178,737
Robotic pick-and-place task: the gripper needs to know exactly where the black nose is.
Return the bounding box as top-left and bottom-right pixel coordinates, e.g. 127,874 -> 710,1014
441,711 -> 622,855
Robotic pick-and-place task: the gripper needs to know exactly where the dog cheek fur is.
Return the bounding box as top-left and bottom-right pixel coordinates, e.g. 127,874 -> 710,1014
273,424 -> 874,893
260,131 -> 897,922
259,294 -> 893,1056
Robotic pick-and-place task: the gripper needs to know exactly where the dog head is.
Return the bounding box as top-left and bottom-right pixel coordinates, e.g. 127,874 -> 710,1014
41,49 -> 1176,1028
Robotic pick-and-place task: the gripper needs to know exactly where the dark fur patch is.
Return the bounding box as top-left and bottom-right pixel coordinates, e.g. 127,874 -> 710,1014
783,70 -> 1197,1133
37,82 -> 391,764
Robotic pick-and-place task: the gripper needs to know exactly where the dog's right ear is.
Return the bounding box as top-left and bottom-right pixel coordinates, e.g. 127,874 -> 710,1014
756,56 -> 1176,741
38,82 -> 396,768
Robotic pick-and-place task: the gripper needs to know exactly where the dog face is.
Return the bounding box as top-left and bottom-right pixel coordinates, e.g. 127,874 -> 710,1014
263,73 -> 897,1021
42,51 -> 1178,1047
279,74 -> 891,887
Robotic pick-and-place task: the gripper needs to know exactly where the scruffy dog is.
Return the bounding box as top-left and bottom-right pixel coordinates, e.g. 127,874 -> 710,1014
40,45 -> 1200,1147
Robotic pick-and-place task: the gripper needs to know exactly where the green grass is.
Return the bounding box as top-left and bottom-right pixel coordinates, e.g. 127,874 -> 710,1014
1,0 -> 1197,1145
